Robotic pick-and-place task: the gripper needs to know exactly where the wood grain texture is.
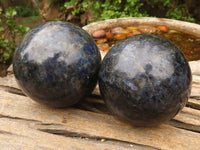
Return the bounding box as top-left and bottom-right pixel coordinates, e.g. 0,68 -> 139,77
0,63 -> 200,150
0,89 -> 200,150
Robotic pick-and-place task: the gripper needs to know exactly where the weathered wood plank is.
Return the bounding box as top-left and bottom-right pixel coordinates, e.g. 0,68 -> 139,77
169,107 -> 200,132
175,107 -> 200,125
190,60 -> 200,97
0,90 -> 200,150
0,74 -> 17,88
1,118 -> 149,150
187,98 -> 200,110
189,60 -> 200,76
191,74 -> 200,97
0,83 -> 200,129
0,73 -> 200,129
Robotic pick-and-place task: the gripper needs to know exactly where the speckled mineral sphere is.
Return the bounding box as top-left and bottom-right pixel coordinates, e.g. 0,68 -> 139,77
13,21 -> 101,108
99,34 -> 192,126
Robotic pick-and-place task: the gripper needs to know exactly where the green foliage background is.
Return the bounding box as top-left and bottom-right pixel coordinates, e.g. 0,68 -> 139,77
0,7 -> 29,64
63,0 -> 196,23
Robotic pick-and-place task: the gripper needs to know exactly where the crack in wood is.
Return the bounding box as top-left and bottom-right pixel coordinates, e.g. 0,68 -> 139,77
190,96 -> 200,100
0,130 -> 14,135
37,128 -> 159,150
0,85 -> 26,96
0,106 -> 199,149
168,119 -> 200,133
179,110 -> 200,120
2,110 -> 200,142
187,102 -> 200,110
0,129 -> 32,140
39,123 -> 63,126
0,114 -> 41,123
0,115 -> 159,149
0,128 -> 33,141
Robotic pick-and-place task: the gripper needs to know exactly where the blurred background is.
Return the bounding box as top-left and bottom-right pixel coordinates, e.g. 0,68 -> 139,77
1,0 -> 199,27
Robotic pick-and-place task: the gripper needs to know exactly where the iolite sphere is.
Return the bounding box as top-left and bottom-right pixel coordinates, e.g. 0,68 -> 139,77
99,34 -> 191,126
13,21 -> 101,108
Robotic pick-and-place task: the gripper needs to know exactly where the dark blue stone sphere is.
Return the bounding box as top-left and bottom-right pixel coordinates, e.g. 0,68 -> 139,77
99,34 -> 192,126
13,21 -> 101,108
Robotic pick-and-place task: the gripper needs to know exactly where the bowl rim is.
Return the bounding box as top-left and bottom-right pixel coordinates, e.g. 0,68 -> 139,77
83,17 -> 200,38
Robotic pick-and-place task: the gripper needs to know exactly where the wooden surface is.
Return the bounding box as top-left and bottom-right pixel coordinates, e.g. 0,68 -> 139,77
0,61 -> 200,150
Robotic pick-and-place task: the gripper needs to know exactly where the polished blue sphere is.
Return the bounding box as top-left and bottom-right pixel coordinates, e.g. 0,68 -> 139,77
99,34 -> 191,126
13,21 -> 101,108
